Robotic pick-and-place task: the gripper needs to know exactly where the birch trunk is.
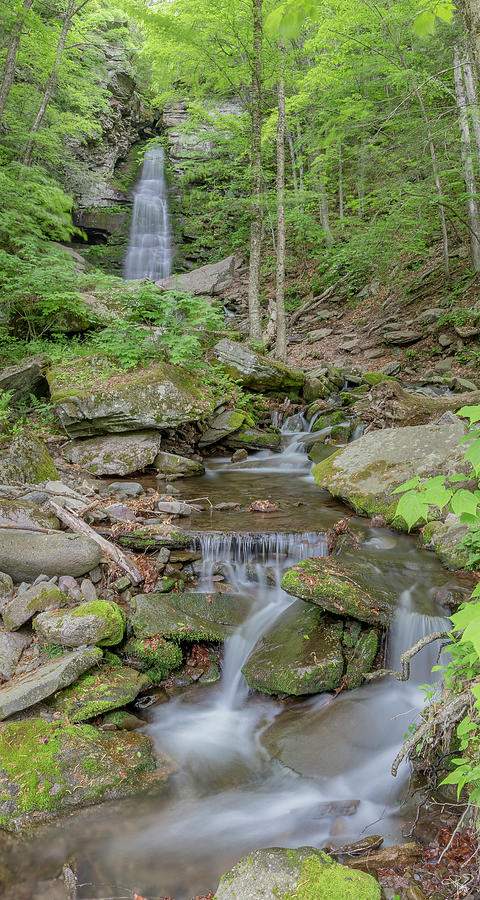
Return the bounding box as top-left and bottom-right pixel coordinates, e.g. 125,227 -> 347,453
247,0 -> 263,344
275,47 -> 287,362
457,0 -> 480,82
453,46 -> 480,271
462,50 -> 480,172
338,143 -> 344,225
0,0 -> 35,126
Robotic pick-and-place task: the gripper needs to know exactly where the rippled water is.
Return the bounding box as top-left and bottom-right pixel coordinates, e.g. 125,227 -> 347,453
3,418 -> 470,899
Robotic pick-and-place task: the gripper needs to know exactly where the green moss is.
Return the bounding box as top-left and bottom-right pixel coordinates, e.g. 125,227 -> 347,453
281,854 -> 380,900
125,636 -> 183,679
70,600 -> 125,646
362,372 -> 396,386
345,628 -> 379,689
48,663 -> 149,722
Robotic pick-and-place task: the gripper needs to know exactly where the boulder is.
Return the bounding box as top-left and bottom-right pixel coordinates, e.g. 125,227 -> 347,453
214,847 -> 381,900
312,419 -> 469,522
47,663 -> 149,722
0,361 -> 48,405
224,427 -> 281,452
420,515 -> 471,570
345,628 -> 379,688
62,430 -> 163,475
0,499 -> 59,531
0,647 -> 102,719
242,600 -> 345,695
281,557 -> 393,626
0,432 -> 58,484
382,329 -> 422,345
154,450 -> 204,477
212,339 -> 305,393
131,591 -> 251,643
34,600 -> 125,648
0,572 -> 13,604
0,630 -> 31,681
0,716 -> 173,829
48,359 -> 213,438
0,531 -> 102,582
156,254 -> 237,295
198,409 -> 246,448
3,581 -> 68,630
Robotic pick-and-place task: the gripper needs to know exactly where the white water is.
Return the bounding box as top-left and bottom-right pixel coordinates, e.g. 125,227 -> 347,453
124,146 -> 172,281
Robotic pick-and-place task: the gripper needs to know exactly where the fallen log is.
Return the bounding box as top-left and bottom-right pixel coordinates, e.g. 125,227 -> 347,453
354,381 -> 480,429
289,281 -> 343,326
47,500 -> 143,586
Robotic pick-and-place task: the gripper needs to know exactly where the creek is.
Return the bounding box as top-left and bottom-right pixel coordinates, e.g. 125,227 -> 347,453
1,420 -> 469,899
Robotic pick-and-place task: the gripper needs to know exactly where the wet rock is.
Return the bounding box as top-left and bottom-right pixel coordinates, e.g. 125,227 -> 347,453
0,531 -> 102,582
213,338 -> 305,393
156,254 -> 237,295
49,359 -> 213,438
214,847 -> 381,900
242,600 -> 344,695
224,427 -> 281,452
0,716 -> 172,829
0,360 -> 48,405
346,842 -> 421,874
0,432 -> 58,485
199,409 -> 246,448
154,451 -> 205,477
3,581 -> 68,630
0,500 -> 59,531
345,628 -> 379,688
107,481 -> 144,497
34,600 -> 125,648
102,709 -> 146,730
282,557 -> 393,626
0,572 -> 13,604
420,515 -> 470,570
156,500 -> 194,516
62,431 -> 163,475
131,591 -> 251,643
47,663 -> 149,722
312,419 -> 468,524
0,629 -> 31,681
0,647 -> 102,719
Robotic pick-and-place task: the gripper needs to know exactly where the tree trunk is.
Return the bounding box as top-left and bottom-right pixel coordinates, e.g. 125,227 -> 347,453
338,143 -> 344,225
414,86 -> 451,276
453,46 -> 480,271
0,0 -> 35,126
275,47 -> 287,362
287,129 -> 298,194
457,0 -> 480,82
317,163 -> 333,244
22,0 -> 76,166
247,0 -> 263,344
462,49 -> 480,172
296,118 -> 304,190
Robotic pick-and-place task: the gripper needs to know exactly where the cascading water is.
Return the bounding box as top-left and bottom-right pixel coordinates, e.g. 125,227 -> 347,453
124,146 -> 172,281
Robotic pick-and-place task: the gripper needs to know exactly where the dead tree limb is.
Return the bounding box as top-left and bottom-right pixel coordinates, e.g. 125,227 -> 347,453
48,500 -> 143,586
289,282 -> 341,326
365,631 -> 450,683
391,691 -> 472,776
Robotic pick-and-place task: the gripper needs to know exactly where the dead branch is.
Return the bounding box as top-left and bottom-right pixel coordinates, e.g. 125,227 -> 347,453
289,281 -> 341,326
391,691 -> 471,776
365,631 -> 450,683
47,500 -> 143,586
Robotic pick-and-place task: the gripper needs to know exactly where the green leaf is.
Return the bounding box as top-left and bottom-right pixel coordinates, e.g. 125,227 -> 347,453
421,483 -> 452,508
394,491 -> 429,531
448,473 -> 469,483
450,489 -> 479,517
464,440 -> 480,473
413,9 -> 436,36
458,405 -> 480,424
392,477 -> 420,494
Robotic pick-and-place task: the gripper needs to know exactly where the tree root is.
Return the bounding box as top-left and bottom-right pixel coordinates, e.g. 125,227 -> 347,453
365,630 -> 450,683
391,691 -> 472,777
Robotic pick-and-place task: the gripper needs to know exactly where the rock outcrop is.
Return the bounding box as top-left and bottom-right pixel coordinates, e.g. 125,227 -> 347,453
213,339 -> 305,393
62,430 -> 163,475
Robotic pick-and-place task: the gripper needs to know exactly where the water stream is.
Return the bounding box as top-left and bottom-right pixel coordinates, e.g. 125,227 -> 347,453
124,146 -> 172,281
3,419 -> 470,899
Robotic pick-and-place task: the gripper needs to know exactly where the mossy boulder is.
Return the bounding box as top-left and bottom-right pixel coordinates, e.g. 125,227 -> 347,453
124,635 -> 183,680
34,600 -> 125,648
47,663 -> 149,722
214,847 -> 381,900
62,430 -> 163,476
345,628 -> 379,688
0,717 -> 173,830
420,515 -> 471,570
281,557 -> 393,626
242,600 -> 345,696
0,499 -> 59,531
131,591 -> 252,643
0,531 -> 102,583
224,427 -> 281,452
0,648 -> 102,719
3,581 -> 68,631
361,372 -> 396,387
199,409 -> 246,448
155,450 -> 204,477
0,432 -> 58,484
213,338 -> 305,394
48,358 -> 214,438
312,420 -> 469,525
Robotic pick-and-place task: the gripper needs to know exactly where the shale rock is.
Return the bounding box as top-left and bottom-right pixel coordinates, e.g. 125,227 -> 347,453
155,451 -> 204,477
0,630 -> 31,681
0,647 -> 102,719
3,581 -> 68,630
156,254 -> 237,295
47,663 -> 149,722
0,531 -> 102,582
0,432 -> 58,485
0,499 -> 59,531
213,339 -> 305,393
199,409 -> 246,448
62,431 -> 163,475
0,361 -> 48,405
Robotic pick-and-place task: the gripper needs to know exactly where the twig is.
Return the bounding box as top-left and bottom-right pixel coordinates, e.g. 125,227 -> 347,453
438,804 -> 470,863
365,631 -> 449,682
391,691 -> 471,776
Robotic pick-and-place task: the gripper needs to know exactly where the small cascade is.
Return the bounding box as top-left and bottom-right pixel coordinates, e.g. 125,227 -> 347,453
124,147 -> 172,281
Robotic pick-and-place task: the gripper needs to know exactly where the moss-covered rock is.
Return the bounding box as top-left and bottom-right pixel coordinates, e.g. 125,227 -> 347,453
213,338 -> 305,394
0,499 -> 59,531
3,582 -> 68,631
199,409 -> 246,448
214,847 -> 381,900
224,426 -> 281,452
34,600 -> 125,648
47,663 -> 149,722
242,600 -> 345,696
0,432 -> 58,485
312,419 -> 469,526
345,628 -> 379,688
281,557 -> 393,626
131,591 -> 252,643
0,717 -> 173,830
0,648 -> 102,720
155,451 -> 205,477
420,515 -> 471,570
48,358 -> 214,438
124,635 -> 183,680
62,430 -> 163,476
361,372 -> 396,386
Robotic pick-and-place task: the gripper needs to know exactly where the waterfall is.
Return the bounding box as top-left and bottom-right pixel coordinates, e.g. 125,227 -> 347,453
124,146 -> 172,281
